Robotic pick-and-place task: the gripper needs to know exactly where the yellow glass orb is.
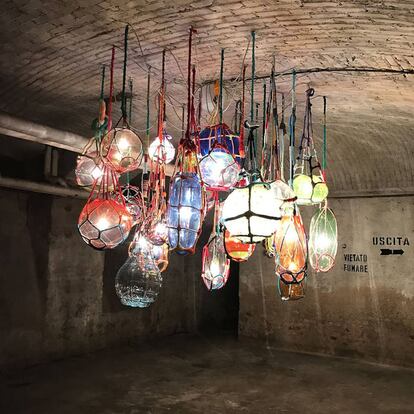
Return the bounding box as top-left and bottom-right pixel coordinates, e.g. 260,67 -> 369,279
312,180 -> 329,203
292,174 -> 313,205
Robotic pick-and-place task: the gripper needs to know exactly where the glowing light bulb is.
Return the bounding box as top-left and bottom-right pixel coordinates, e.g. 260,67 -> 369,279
96,217 -> 110,231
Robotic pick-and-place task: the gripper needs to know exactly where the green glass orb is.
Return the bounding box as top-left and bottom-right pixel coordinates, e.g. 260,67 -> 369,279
293,174 -> 313,205
312,177 -> 329,204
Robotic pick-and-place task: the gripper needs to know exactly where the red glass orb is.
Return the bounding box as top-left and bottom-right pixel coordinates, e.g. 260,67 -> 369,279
224,230 -> 255,262
78,199 -> 133,250
101,127 -> 143,174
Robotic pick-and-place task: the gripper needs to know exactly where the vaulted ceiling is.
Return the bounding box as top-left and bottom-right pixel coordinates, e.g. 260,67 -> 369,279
0,0 -> 413,193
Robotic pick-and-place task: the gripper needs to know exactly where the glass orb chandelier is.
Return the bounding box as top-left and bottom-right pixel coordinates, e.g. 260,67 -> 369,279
101,126 -> 143,174
115,255 -> 162,308
274,207 -> 307,284
224,230 -> 255,262
199,143 -> 241,191
292,88 -> 328,205
278,277 -> 305,301
221,172 -> 283,243
148,134 -> 175,165
309,203 -> 338,272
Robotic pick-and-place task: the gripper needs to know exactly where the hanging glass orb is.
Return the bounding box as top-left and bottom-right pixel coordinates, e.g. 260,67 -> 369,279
148,134 -> 175,164
115,256 -> 162,308
198,123 -> 243,165
167,172 -> 204,255
202,232 -> 230,290
224,230 -> 255,262
274,208 -> 307,284
309,205 -> 338,272
101,127 -> 143,173
75,152 -> 105,188
129,233 -> 169,273
122,185 -> 144,226
293,169 -> 329,205
278,277 -> 305,301
78,198 -> 133,250
221,174 -> 283,243
145,216 -> 168,246
199,144 -> 241,191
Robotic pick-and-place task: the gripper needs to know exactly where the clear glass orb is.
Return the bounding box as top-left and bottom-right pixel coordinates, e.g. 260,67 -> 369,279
101,127 -> 143,173
115,256 -> 162,308
78,199 -> 133,250
148,135 -> 175,164
122,185 -> 144,226
309,206 -> 337,272
75,153 -> 105,188
202,234 -> 230,290
199,147 -> 240,191
222,181 -> 281,243
146,218 -> 168,246
224,230 -> 255,262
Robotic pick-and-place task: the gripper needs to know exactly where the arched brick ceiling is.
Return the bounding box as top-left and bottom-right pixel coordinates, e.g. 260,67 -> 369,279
0,0 -> 413,192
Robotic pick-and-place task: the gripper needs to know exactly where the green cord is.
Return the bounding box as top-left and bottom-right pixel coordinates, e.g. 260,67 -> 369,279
322,96 -> 327,172
250,31 -> 255,124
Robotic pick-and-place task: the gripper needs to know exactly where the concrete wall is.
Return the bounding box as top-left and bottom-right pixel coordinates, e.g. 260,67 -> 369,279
0,188 -> 236,369
239,196 -> 414,367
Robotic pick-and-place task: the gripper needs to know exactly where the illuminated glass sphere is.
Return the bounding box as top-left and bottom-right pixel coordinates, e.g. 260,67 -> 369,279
101,127 -> 143,173
274,208 -> 307,284
199,145 -> 240,191
293,173 -> 329,205
129,233 -> 169,273
221,177 -> 282,243
224,230 -> 255,262
278,277 -> 305,301
167,172 -> 204,254
115,256 -> 162,308
78,198 -> 133,250
122,185 -> 144,226
148,135 -> 175,164
75,152 -> 104,188
309,206 -> 338,272
202,233 -> 230,290
145,217 -> 168,246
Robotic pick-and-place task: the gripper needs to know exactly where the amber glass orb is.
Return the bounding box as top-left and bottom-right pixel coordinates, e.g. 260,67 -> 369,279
78,199 -> 132,250
101,127 -> 143,173
274,209 -> 307,284
278,277 -> 305,301
224,230 -> 255,262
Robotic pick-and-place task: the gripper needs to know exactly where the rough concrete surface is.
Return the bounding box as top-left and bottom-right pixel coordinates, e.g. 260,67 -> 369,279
1,334 -> 413,414
240,196 -> 414,367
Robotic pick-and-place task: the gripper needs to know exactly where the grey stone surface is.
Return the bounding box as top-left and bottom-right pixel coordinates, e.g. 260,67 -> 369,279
1,334 -> 413,413
239,195 -> 414,367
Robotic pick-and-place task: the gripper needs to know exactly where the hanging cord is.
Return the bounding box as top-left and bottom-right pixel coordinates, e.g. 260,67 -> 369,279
219,48 -> 224,126
261,82 -> 266,151
128,78 -> 133,123
271,63 -> 281,180
250,31 -> 255,123
107,46 -> 115,132
184,26 -> 195,142
322,96 -> 327,179
240,65 -> 247,159
121,25 -> 129,122
145,67 -> 151,151
298,87 -> 315,158
289,70 -> 296,187
280,93 -> 286,181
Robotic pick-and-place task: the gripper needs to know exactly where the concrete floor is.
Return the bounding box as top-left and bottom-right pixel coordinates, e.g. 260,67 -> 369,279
1,334 -> 413,414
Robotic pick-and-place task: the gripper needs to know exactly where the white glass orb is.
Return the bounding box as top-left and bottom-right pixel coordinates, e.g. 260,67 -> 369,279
75,152 -> 105,188
199,147 -> 240,191
148,135 -> 175,164
222,180 -> 281,243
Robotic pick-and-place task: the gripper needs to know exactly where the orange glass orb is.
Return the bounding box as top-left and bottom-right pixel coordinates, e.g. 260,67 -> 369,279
224,230 -> 255,262
78,198 -> 133,250
274,209 -> 307,284
278,277 -> 305,301
101,127 -> 143,173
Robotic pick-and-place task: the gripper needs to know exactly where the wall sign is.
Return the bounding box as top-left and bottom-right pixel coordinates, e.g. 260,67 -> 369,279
343,253 -> 368,273
373,236 -> 409,256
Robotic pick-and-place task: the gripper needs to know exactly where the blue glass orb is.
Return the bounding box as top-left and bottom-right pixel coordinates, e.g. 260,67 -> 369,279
167,172 -> 203,254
